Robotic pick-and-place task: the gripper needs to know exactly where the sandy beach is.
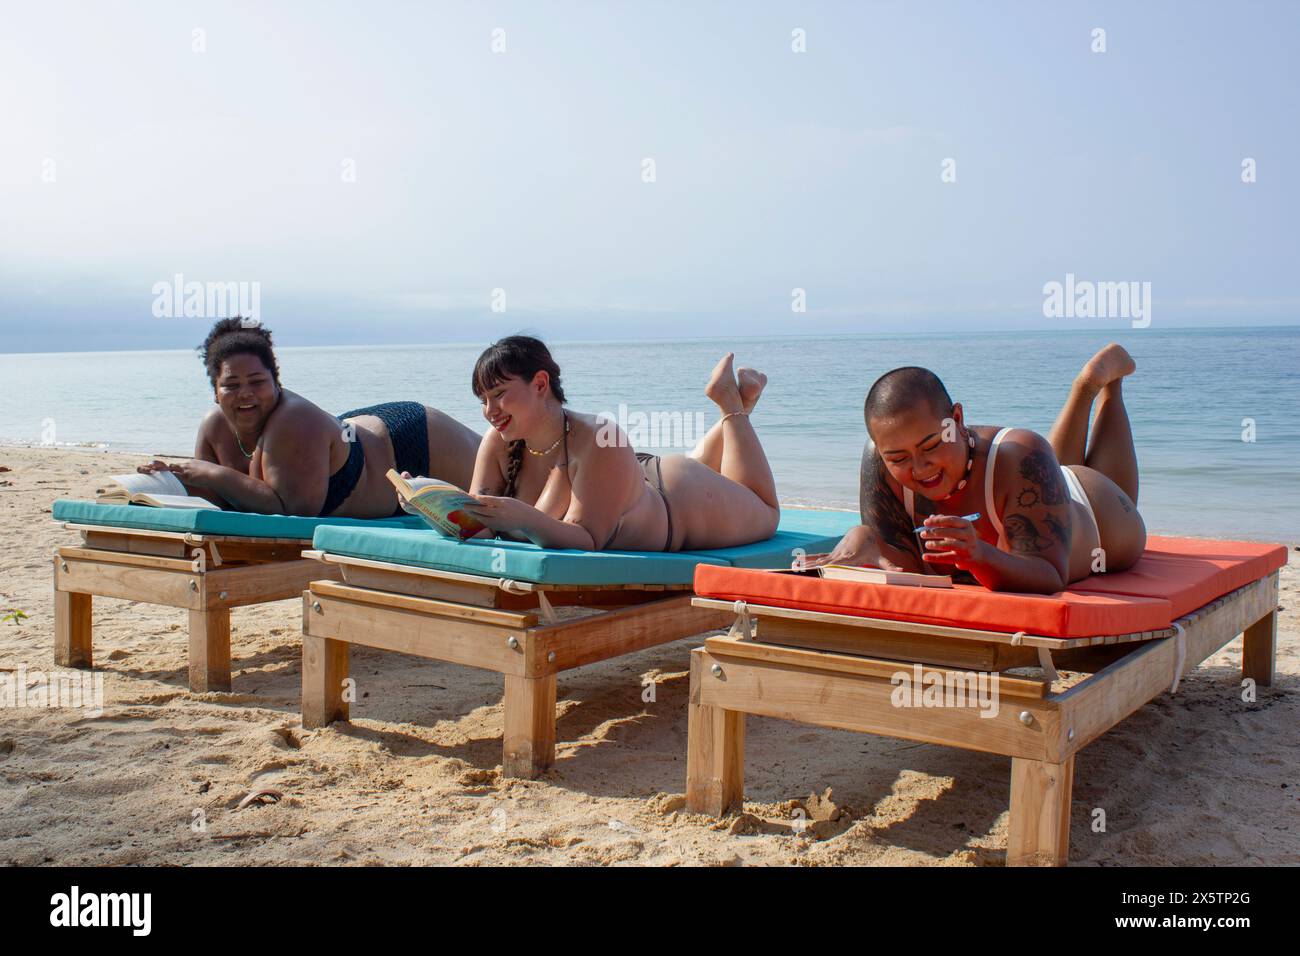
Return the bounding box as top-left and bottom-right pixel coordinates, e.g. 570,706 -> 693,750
1,444 -> 1297,866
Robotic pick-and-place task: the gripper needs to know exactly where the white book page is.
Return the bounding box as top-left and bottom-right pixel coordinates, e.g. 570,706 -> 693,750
143,494 -> 220,511
106,470 -> 188,497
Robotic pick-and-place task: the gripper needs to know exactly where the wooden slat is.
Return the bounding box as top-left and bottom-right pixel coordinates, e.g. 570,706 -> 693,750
533,596 -> 730,675
81,530 -> 190,557
694,647 -> 1055,760
56,553 -> 198,608
304,588 -> 527,676
204,559 -> 342,608
310,579 -> 538,628
65,523 -> 311,546
703,634 -> 1049,699
58,546 -> 194,573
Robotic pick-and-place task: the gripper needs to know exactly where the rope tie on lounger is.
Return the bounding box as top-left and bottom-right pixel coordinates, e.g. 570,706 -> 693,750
1169,622 -> 1187,694
1036,646 -> 1060,684
729,600 -> 753,640
1010,631 -> 1027,646
494,578 -> 557,623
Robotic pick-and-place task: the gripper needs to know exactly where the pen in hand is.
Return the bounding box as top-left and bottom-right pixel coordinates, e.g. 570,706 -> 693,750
914,512 -> 981,534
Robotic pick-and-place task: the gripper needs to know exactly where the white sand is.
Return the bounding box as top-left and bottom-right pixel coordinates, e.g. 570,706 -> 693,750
1,445 -> 1297,865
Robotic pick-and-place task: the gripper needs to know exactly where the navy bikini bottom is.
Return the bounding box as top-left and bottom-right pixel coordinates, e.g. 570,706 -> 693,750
320,401 -> 430,516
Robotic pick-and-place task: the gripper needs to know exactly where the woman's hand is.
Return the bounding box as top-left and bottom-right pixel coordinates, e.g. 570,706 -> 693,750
136,460 -> 172,475
806,524 -> 906,571
919,515 -> 988,570
156,458 -> 222,489
462,494 -> 538,534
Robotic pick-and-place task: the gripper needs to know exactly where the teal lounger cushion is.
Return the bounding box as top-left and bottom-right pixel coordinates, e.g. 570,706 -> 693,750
310,508 -> 858,586
52,499 -> 425,539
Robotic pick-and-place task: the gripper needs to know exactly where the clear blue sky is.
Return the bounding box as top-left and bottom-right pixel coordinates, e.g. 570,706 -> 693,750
1,0 -> 1296,352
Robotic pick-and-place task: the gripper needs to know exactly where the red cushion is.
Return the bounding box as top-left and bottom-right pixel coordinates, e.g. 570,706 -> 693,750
1069,536 -> 1287,619
693,566 -> 1172,639
692,537 -> 1286,639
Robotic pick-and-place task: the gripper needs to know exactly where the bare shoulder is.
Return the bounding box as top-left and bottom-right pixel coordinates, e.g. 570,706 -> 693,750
993,427 -> 1068,502
567,411 -> 633,467
265,390 -> 337,442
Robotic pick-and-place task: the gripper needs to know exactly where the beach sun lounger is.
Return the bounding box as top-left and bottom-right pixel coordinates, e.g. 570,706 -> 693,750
51,500 -> 423,692
684,536 -> 1286,865
299,509 -> 855,778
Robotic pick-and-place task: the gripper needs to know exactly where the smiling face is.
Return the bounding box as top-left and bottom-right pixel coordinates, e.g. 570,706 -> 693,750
478,371 -> 552,442
870,403 -> 968,501
215,352 -> 280,433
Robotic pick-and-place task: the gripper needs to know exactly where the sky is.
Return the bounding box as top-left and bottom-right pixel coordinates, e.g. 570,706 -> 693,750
1,0 -> 1297,353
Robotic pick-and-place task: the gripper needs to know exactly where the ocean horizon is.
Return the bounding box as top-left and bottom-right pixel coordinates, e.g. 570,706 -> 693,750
3,325 -> 1297,542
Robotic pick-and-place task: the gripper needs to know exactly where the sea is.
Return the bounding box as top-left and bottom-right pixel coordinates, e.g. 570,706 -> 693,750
2,326 -> 1297,541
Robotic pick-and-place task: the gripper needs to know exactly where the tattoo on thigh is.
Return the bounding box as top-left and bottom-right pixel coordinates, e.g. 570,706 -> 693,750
1019,451 -> 1066,506
1005,513 -> 1053,553
1044,512 -> 1070,548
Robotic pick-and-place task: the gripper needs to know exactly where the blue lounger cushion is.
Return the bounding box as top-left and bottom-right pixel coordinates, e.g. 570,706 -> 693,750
52,499 -> 425,539
310,508 -> 858,586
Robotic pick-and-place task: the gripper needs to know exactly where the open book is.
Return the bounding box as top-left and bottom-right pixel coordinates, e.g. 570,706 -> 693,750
386,470 -> 486,541
768,555 -> 953,588
96,471 -> 220,510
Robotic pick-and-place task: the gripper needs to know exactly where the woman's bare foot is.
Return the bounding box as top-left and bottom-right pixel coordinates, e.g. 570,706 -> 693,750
1078,343 -> 1137,392
737,367 -> 768,413
705,353 -> 744,415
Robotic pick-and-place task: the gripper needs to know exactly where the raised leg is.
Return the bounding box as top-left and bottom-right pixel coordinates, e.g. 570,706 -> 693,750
301,633 -> 350,727
54,587 -> 93,669
188,608 -> 231,692
1048,344 -> 1139,502
1242,608 -> 1276,688
686,651 -> 745,815
1007,756 -> 1075,866
687,365 -> 767,472
502,673 -> 557,778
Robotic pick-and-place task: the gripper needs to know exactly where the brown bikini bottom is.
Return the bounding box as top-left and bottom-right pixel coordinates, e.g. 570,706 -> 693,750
634,452 -> 674,552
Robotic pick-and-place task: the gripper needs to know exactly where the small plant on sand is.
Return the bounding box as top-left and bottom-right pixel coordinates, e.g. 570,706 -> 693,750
2,608 -> 28,626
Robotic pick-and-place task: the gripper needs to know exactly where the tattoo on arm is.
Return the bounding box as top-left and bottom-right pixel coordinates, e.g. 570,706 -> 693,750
1004,514 -> 1054,554
1044,512 -> 1071,548
1019,451 -> 1066,505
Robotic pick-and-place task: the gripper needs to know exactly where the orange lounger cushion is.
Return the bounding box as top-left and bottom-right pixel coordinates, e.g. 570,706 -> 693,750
692,537 -> 1285,639
1069,536 -> 1287,620
693,566 -> 1172,639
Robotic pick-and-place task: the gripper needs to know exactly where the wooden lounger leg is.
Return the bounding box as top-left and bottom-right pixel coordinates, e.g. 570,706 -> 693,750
686,652 -> 745,816
54,588 -> 93,669
502,674 -> 557,779
1242,608 -> 1276,688
301,634 -> 350,728
1007,756 -> 1075,866
188,608 -> 231,693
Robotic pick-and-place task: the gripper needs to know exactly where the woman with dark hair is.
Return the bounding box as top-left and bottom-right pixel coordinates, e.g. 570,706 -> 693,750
821,344 -> 1147,593
459,335 -> 780,551
136,318 -> 479,517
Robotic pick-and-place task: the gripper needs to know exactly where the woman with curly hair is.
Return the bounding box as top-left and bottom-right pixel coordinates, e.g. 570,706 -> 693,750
136,318 -> 479,516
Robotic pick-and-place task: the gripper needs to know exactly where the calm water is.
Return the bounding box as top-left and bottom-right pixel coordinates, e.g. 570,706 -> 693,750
2,327 -> 1298,541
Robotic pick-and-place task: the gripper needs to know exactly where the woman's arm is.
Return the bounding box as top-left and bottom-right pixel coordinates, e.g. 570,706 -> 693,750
823,438 -> 923,570
921,429 -> 1072,593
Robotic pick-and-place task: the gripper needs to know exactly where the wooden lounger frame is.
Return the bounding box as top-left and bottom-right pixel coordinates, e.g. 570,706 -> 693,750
300,550 -> 732,778
53,523 -> 339,692
685,571 -> 1280,866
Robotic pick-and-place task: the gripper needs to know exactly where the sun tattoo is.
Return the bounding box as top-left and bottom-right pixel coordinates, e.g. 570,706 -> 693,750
1019,451 -> 1067,506
1017,488 -> 1040,508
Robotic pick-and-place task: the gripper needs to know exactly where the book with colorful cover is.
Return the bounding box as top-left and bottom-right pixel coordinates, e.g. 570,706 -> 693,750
386,469 -> 485,541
